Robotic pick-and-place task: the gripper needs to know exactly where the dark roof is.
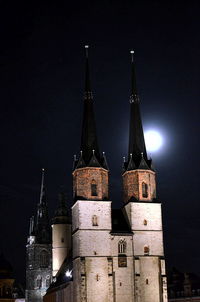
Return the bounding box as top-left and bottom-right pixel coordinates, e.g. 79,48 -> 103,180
47,251 -> 73,292
111,209 -> 132,234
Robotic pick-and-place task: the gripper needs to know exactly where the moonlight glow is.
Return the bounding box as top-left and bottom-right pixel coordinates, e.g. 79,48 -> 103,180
144,130 -> 163,152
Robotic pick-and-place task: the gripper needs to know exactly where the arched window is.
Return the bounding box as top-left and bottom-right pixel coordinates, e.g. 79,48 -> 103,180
144,245 -> 149,255
142,182 -> 148,198
39,250 -> 49,268
118,239 -> 126,254
36,276 -> 42,288
92,215 -> 98,226
91,179 -> 97,196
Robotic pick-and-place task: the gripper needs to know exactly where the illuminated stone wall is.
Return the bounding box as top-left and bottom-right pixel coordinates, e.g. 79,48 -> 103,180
124,201 -> 168,302
73,167 -> 109,201
52,223 -> 71,277
122,169 -> 156,203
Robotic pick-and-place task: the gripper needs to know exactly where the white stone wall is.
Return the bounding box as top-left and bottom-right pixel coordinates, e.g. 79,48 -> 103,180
124,201 -> 168,302
138,256 -> 162,302
72,200 -> 112,232
72,200 -> 112,302
133,230 -> 164,256
73,230 -> 111,258
125,202 -> 162,231
52,224 -> 71,276
85,257 -> 110,302
113,256 -> 134,302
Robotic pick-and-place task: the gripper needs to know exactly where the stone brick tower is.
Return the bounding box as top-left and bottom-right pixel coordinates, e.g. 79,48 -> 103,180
123,51 -> 168,302
72,45 -> 111,302
26,169 -> 52,302
52,192 -> 71,277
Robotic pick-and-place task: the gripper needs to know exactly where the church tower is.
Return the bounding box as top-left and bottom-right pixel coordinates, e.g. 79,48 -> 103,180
123,51 -> 168,302
26,169 -> 52,302
52,192 -> 71,278
72,46 -> 112,302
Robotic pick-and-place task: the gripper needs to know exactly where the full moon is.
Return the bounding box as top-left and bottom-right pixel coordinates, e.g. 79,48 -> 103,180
144,130 -> 163,152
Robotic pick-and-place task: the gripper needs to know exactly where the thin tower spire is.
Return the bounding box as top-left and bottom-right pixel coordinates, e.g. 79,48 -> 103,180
128,50 -> 148,163
39,168 -> 45,204
80,45 -> 100,163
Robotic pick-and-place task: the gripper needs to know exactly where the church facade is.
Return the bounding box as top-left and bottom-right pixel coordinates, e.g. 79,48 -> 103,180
27,46 -> 168,302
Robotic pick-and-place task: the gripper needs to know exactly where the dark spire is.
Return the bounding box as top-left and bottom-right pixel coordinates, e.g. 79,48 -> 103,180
35,169 -> 51,243
80,45 -> 100,164
128,51 -> 148,164
39,168 -> 45,204
84,45 -> 92,99
52,191 -> 71,224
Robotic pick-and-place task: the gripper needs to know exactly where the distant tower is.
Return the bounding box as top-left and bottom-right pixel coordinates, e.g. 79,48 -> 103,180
52,191 -> 71,278
123,51 -> 168,302
26,169 -> 52,302
72,46 -> 111,302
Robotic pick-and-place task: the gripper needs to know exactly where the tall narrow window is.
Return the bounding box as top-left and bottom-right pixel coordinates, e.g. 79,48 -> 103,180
118,239 -> 126,254
91,179 -> 97,196
142,182 -> 148,198
92,215 -> 98,226
36,276 -> 42,288
46,276 -> 50,288
39,250 -> 49,268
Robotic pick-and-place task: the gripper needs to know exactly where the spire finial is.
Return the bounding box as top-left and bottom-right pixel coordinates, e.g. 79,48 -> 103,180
84,45 -> 92,99
85,45 -> 89,58
130,49 -> 139,103
39,168 -> 45,204
130,50 -> 134,62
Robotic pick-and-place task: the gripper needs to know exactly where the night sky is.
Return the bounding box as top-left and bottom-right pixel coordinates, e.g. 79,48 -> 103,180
0,1 -> 199,285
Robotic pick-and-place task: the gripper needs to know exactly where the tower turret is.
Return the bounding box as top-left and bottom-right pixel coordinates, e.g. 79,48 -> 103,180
123,52 -> 168,302
72,45 -> 109,201
52,192 -> 71,277
26,169 -> 52,302
122,51 -> 156,203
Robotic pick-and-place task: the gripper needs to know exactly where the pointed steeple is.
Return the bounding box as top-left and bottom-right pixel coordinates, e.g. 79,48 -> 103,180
52,191 -> 71,224
39,168 -> 46,204
138,152 -> 150,170
126,153 -> 136,171
80,45 -> 100,164
35,169 -> 51,243
128,51 -> 148,164
84,45 -> 92,100
102,152 -> 109,170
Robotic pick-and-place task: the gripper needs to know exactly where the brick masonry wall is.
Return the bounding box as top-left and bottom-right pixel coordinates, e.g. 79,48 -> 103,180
73,167 -> 109,201
123,169 -> 156,203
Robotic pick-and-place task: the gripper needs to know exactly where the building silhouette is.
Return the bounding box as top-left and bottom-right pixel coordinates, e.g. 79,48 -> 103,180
27,46 -> 168,302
